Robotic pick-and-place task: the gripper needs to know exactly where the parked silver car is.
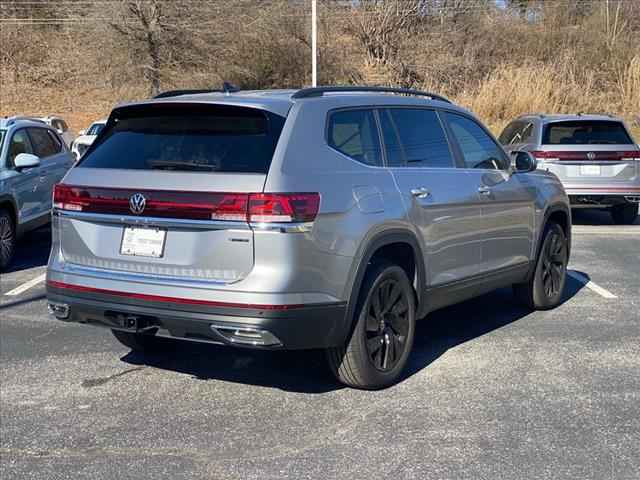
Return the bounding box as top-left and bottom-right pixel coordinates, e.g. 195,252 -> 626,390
0,118 -> 74,269
46,86 -> 571,389
499,114 -> 640,224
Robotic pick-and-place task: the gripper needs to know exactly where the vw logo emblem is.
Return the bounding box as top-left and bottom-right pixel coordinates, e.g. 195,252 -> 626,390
587,152 -> 596,160
129,193 -> 146,215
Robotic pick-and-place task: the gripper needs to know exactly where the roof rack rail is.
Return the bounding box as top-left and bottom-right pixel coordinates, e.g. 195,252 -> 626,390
291,86 -> 451,103
6,116 -> 46,126
154,89 -> 220,99
154,82 -> 241,99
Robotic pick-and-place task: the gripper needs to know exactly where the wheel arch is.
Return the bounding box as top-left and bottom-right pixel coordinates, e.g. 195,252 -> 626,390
343,229 -> 427,337
532,203 -> 572,273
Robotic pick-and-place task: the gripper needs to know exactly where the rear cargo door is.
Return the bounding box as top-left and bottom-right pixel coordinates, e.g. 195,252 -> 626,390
534,120 -> 640,191
55,103 -> 286,285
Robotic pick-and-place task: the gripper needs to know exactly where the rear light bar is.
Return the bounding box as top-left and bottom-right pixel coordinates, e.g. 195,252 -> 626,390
53,185 -> 320,223
531,150 -> 640,161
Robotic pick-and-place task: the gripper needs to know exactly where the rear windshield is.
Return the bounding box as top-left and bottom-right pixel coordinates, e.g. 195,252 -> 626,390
542,120 -> 633,145
78,104 -> 286,173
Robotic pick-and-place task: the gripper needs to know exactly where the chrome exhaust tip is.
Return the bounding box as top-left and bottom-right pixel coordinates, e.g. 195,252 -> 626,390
211,324 -> 282,347
47,302 -> 70,319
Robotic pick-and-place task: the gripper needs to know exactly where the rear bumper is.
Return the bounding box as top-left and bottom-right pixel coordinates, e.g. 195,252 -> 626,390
46,283 -> 348,350
568,189 -> 640,206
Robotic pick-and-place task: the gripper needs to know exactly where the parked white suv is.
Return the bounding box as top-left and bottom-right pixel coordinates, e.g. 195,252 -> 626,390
71,119 -> 106,159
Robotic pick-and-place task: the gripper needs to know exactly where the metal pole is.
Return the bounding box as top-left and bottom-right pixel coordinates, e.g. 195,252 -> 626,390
311,0 -> 317,87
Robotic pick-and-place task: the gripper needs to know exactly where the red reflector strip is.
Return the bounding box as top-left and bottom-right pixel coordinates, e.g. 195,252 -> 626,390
47,280 -> 304,310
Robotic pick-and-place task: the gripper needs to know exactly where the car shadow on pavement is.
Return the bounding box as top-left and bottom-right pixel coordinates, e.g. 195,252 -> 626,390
4,225 -> 52,273
405,275 -> 585,380
120,275 -> 585,394
572,207 -> 640,226
0,293 -> 46,310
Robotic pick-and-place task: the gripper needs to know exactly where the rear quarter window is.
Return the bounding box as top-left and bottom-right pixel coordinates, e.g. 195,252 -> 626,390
543,121 -> 633,145
327,109 -> 382,167
78,104 -> 286,173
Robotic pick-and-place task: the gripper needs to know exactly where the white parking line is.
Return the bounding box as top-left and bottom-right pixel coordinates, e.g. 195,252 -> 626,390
567,270 -> 618,299
572,226 -> 639,235
4,273 -> 46,296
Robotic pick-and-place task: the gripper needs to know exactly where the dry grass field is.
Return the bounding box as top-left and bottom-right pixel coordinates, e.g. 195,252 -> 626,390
1,1 -> 638,139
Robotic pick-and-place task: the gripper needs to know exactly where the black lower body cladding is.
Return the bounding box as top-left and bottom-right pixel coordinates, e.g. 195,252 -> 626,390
46,286 -> 348,350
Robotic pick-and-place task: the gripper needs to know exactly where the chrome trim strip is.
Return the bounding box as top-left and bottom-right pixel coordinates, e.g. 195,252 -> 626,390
61,263 -> 232,287
55,209 -> 250,230
250,222 -> 314,233
56,210 -> 313,232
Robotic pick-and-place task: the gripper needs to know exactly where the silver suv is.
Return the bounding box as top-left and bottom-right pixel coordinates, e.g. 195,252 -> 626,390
46,86 -> 571,389
499,114 -> 640,224
0,117 -> 74,269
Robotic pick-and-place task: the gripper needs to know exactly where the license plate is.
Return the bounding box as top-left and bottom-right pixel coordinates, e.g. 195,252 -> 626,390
580,165 -> 601,176
120,227 -> 166,258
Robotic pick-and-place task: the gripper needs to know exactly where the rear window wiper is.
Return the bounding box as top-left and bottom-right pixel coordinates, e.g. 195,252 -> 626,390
148,160 -> 219,171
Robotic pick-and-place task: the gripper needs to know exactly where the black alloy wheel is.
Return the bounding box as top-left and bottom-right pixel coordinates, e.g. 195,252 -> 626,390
364,278 -> 411,372
0,210 -> 16,270
540,228 -> 567,299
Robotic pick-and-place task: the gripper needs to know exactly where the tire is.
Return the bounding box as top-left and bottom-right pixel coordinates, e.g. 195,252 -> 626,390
0,209 -> 16,271
610,203 -> 638,225
111,329 -> 164,353
514,222 -> 568,310
327,260 -> 416,390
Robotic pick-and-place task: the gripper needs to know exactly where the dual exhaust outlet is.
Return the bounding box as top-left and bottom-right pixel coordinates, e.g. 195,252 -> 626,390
47,302 -> 282,347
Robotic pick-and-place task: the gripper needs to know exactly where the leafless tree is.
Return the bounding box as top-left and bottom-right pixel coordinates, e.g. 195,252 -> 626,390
346,0 -> 422,67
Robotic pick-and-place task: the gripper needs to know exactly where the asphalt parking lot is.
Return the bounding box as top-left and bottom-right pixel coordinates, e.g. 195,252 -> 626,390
1,210 -> 639,480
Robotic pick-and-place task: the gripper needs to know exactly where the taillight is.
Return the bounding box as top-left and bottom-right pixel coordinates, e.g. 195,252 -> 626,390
531,150 -> 640,161
53,185 -> 320,224
53,184 -> 85,211
248,193 -> 320,223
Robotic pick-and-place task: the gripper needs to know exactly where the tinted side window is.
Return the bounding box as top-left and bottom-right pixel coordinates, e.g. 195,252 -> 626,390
445,113 -> 508,170
384,108 -> 453,168
499,122 -> 523,144
379,110 -> 404,167
47,130 -> 63,152
28,128 -> 59,158
499,121 -> 534,145
328,109 -> 382,167
8,130 -> 34,167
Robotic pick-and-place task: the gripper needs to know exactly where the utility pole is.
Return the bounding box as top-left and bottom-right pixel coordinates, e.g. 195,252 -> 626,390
311,0 -> 317,87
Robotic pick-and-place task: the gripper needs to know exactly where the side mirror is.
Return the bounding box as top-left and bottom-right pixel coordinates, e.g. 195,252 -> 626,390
14,153 -> 40,170
510,151 -> 537,173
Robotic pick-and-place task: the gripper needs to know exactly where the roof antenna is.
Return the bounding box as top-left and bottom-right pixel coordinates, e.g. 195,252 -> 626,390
222,81 -> 240,96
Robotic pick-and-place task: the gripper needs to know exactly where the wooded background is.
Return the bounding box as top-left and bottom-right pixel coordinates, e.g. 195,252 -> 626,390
1,0 -> 638,138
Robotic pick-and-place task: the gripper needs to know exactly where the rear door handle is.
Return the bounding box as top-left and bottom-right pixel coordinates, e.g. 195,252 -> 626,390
410,187 -> 431,199
478,186 -> 492,196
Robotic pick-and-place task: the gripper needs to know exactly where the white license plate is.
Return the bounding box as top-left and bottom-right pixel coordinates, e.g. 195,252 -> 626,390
580,165 -> 601,176
120,227 -> 166,258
